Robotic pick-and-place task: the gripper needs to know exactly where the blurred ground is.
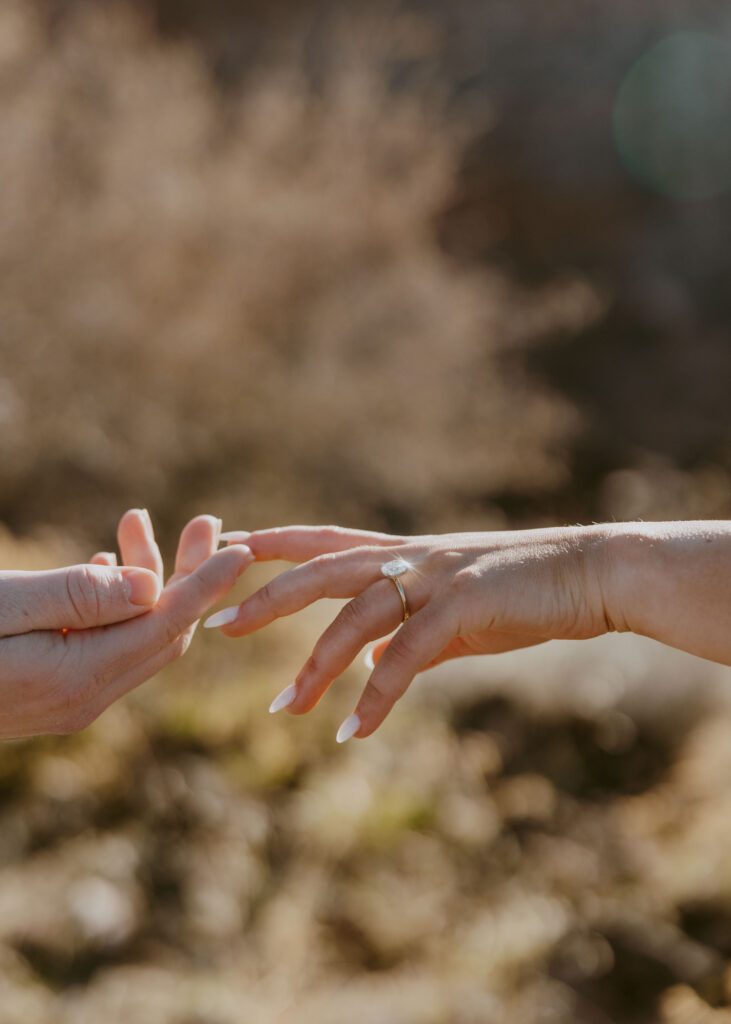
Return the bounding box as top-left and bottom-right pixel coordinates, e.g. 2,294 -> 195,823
0,1 -> 730,1021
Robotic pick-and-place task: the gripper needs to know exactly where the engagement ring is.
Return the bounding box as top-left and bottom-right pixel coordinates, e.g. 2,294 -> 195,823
380,558 -> 411,622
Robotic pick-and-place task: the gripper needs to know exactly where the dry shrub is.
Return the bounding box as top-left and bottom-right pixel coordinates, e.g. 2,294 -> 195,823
1,5 -> 730,1023
0,0 -> 588,543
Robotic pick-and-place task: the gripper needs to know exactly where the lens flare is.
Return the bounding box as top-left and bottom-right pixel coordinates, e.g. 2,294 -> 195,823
613,31 -> 731,200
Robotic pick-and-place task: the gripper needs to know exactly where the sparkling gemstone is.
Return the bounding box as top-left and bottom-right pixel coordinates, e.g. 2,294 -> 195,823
381,557 -> 410,578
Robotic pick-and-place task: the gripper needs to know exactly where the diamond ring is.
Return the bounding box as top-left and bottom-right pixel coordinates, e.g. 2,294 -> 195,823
380,557 -> 411,622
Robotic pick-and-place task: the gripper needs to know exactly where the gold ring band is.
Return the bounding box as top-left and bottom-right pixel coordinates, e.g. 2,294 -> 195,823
388,575 -> 410,622
380,557 -> 411,623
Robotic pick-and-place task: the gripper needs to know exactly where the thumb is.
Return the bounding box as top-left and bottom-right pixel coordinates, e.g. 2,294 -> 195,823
0,565 -> 162,637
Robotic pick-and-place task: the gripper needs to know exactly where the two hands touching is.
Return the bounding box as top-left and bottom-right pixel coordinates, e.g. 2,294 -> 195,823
2,514 -> 730,741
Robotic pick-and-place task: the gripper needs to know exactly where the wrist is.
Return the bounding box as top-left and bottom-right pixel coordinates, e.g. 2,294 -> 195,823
587,521 -> 698,640
580,522 -> 644,635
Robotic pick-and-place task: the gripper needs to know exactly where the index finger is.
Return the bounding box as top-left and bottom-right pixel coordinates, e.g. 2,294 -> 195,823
118,509 -> 165,580
205,546 -> 424,637
222,526 -> 403,564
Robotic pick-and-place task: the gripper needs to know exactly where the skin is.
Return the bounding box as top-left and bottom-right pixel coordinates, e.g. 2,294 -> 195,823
0,510 -> 252,738
206,521 -> 731,739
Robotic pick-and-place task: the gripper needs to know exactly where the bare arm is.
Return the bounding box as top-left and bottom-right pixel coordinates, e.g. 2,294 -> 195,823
601,520 -> 731,666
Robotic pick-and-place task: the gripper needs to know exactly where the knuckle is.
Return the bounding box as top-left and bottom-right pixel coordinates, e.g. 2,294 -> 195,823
302,650 -> 325,680
429,547 -> 466,574
256,579 -> 277,607
364,676 -> 390,703
335,595 -> 366,632
448,567 -> 478,595
193,549 -> 243,595
388,629 -> 418,665
65,566 -> 100,626
163,581 -> 209,640
310,553 -> 338,577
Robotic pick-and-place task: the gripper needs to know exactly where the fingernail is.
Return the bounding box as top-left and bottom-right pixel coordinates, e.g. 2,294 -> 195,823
124,568 -> 162,606
269,684 -> 297,713
336,714 -> 361,744
233,545 -> 254,575
219,530 -> 251,545
131,508 -> 152,529
203,605 -> 240,629
364,647 -> 375,671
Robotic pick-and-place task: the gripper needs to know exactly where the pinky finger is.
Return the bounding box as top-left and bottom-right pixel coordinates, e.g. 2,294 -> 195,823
342,599 -> 459,741
367,630 -> 549,672
90,552 -> 118,567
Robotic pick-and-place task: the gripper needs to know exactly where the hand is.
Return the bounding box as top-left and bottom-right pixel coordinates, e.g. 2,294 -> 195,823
204,525 -> 611,739
0,510 -> 253,738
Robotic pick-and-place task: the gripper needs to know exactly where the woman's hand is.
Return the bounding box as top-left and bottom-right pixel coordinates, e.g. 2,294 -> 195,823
0,510 -> 253,739
204,525 -> 613,740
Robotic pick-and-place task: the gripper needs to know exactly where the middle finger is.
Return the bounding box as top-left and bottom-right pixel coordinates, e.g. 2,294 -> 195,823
275,579 -> 407,714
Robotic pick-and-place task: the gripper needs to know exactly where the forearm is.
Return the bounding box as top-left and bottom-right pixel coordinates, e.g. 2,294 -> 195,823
598,520 -> 731,665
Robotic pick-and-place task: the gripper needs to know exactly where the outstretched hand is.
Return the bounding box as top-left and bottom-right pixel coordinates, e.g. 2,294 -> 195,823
0,510 -> 252,738
205,525 -> 611,740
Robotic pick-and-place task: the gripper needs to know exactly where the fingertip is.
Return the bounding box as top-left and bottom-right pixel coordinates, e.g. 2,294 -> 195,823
187,513 -> 222,533
364,638 -> 390,670
203,605 -> 240,629
219,530 -> 251,547
91,551 -> 118,567
175,515 -> 226,574
224,543 -> 254,578
119,508 -> 147,530
336,713 -> 362,743
269,683 -> 297,714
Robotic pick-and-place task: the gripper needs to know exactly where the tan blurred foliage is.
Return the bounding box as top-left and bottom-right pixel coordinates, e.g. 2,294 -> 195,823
0,0 -> 594,546
0,1 -> 730,1021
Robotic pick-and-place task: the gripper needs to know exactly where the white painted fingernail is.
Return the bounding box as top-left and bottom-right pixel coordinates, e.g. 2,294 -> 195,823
269,684 -> 297,714
364,647 -> 375,671
203,605 -> 240,629
336,714 -> 361,744
219,530 -> 251,545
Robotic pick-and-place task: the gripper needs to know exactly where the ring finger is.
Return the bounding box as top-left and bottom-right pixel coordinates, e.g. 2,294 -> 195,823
275,579 -> 409,714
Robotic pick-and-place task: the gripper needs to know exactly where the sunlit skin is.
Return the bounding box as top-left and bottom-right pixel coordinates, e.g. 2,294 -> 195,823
205,521 -> 731,741
0,510 -> 252,738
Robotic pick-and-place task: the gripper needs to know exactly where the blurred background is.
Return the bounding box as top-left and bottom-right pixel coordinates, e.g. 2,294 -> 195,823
0,1 -> 730,1020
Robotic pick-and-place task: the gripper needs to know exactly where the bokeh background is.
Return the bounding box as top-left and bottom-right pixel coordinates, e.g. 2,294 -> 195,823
1,1 -> 730,1021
